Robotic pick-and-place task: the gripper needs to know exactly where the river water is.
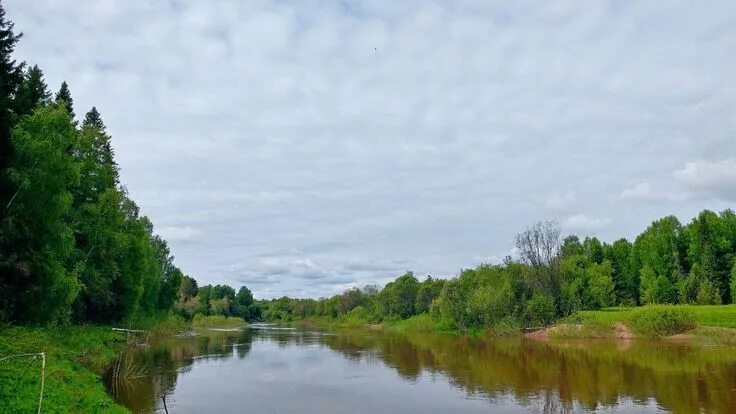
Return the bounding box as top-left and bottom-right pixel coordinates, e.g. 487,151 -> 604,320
104,324 -> 736,413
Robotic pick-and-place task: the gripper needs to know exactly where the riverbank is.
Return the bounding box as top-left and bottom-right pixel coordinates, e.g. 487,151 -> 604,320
0,325 -> 130,413
542,305 -> 736,344
292,304 -> 736,344
0,315 -> 252,413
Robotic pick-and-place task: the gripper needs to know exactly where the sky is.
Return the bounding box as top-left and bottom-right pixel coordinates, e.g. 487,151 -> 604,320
6,1 -> 736,298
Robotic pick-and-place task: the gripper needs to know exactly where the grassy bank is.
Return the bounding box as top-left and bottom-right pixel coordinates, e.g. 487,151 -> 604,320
0,314 -> 198,413
574,304 -> 736,329
552,304 -> 736,341
0,325 -> 129,413
289,304 -> 736,344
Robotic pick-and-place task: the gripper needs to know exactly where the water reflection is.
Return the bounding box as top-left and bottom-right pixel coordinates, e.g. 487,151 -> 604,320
105,326 -> 736,413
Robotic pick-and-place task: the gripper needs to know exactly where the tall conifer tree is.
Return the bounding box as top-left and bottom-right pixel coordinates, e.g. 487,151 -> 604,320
55,81 -> 74,119
0,1 -> 23,211
14,64 -> 50,117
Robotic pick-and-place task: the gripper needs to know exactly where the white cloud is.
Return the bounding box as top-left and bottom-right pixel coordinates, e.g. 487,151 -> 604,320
562,214 -> 612,235
157,226 -> 203,244
545,190 -> 576,211
621,183 -> 655,200
673,159 -> 736,200
620,182 -> 689,202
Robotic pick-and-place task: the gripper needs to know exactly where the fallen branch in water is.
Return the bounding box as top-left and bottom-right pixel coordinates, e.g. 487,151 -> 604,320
161,394 -> 169,414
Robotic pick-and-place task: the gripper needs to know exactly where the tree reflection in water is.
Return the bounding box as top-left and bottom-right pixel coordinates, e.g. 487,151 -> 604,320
105,326 -> 736,414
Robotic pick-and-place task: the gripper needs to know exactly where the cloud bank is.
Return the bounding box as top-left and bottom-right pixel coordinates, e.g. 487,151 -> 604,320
7,1 -> 736,297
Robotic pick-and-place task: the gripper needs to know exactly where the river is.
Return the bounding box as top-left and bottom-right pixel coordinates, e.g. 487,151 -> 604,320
104,324 -> 736,413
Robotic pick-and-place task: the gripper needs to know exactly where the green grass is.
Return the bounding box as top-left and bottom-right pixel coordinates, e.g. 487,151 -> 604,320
191,314 -> 247,328
0,325 -> 129,413
576,304 -> 736,330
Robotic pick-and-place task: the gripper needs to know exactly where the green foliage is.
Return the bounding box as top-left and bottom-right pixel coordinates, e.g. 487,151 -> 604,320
628,305 -> 696,337
685,210 -> 734,303
525,293 -> 556,326
731,263 -> 736,303
640,265 -> 676,305
415,276 -> 445,314
2,106 -> 80,323
0,325 -> 128,413
606,238 -> 637,304
586,261 -> 615,309
256,209 -> 736,336
13,64 -> 51,118
678,265 -> 700,304
632,216 -> 686,287
696,278 -> 721,305
379,272 -> 419,318
191,314 -> 246,328
0,1 -> 23,185
54,81 -> 74,119
0,9 -> 187,325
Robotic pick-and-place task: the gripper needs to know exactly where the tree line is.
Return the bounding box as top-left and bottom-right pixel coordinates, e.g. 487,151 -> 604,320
174,276 -> 260,321
0,4 -> 184,324
3,3 -> 735,332
258,210 -> 736,332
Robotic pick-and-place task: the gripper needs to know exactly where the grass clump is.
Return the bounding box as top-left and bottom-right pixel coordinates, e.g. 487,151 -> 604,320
628,305 -> 696,337
191,314 -> 246,328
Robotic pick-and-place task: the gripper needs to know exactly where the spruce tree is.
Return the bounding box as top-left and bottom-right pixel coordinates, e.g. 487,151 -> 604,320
82,106 -> 104,130
55,81 -> 74,118
0,2 -> 23,209
13,64 -> 50,117
82,106 -> 119,188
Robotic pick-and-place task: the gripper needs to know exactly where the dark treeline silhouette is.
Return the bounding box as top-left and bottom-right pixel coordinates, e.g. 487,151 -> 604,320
258,210 -> 736,332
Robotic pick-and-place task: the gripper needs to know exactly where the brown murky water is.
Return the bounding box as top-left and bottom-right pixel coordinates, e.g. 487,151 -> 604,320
105,324 -> 736,413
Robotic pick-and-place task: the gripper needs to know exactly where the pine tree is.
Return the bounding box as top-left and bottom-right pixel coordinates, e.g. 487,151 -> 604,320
0,2 -> 24,210
13,64 -> 50,117
81,107 -> 119,188
82,106 -> 105,130
55,81 -> 74,119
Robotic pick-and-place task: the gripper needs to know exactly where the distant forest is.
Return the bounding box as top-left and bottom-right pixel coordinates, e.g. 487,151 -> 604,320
2,3 -> 735,331
250,211 -> 736,332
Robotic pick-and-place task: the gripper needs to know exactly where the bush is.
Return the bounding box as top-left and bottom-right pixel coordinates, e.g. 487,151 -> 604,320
696,278 -> 721,305
628,305 -> 696,337
525,293 -> 556,326
347,305 -> 369,321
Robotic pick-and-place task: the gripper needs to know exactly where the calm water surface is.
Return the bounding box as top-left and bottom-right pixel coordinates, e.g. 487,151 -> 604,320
105,325 -> 736,413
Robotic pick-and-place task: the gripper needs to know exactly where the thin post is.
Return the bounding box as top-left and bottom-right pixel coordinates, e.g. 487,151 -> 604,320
37,352 -> 45,414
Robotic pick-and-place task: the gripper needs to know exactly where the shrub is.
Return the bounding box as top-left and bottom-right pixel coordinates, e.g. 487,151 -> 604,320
347,305 -> 368,320
628,305 -> 696,337
525,293 -> 556,326
696,278 -> 721,305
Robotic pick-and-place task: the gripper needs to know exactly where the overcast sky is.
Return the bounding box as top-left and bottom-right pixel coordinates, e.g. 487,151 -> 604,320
7,1 -> 735,298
